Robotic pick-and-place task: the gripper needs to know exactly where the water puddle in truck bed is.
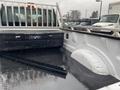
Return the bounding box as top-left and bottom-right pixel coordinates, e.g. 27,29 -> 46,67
0,48 -> 88,90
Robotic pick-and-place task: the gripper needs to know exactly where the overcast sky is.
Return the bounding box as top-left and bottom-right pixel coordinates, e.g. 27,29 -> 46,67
6,0 -> 120,17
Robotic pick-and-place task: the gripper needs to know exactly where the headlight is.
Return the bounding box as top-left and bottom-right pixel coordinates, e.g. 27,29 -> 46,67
108,24 -> 114,26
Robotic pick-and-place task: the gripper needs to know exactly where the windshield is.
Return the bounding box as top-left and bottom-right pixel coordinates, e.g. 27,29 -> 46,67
100,14 -> 119,23
80,22 -> 91,26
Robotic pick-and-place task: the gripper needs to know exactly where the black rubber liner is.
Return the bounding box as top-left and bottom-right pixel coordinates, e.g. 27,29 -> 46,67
0,51 -> 67,78
63,49 -> 119,90
0,32 -> 64,51
0,47 -> 119,90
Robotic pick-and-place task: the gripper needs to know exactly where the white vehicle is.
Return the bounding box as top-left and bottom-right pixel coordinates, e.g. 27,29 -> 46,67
0,1 -> 120,90
93,2 -> 120,30
93,14 -> 120,29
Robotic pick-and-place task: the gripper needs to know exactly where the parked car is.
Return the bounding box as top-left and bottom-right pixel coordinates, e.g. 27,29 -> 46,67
73,18 -> 99,30
92,2 -> 120,35
63,21 -> 80,29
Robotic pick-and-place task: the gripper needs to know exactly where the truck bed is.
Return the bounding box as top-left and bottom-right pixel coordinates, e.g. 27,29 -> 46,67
0,47 -> 119,90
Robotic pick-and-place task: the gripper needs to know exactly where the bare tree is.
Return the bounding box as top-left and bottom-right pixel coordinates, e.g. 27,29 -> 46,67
63,12 -> 71,21
70,10 -> 81,20
63,10 -> 81,21
90,11 -> 98,18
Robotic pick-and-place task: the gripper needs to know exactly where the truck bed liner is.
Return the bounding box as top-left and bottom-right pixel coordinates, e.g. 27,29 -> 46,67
0,30 -> 64,51
0,48 -> 119,90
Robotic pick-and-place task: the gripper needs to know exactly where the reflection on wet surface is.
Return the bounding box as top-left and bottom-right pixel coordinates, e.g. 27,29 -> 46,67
0,48 -> 88,90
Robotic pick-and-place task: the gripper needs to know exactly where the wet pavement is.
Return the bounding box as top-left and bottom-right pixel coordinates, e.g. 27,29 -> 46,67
0,48 -> 88,90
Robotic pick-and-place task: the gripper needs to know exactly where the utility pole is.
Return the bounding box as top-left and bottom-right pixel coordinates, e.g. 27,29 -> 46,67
85,9 -> 88,18
99,1 -> 102,18
96,0 -> 102,19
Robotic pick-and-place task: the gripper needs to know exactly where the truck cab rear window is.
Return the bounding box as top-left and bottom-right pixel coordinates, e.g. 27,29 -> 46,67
14,7 -> 19,26
1,4 -> 7,26
7,6 -> 13,26
0,4 -> 58,27
20,7 -> 25,26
